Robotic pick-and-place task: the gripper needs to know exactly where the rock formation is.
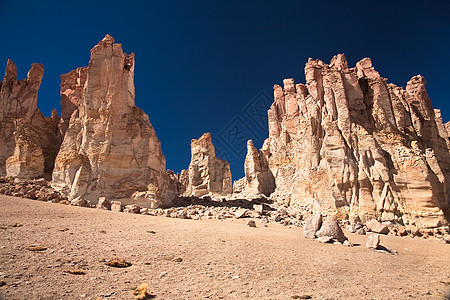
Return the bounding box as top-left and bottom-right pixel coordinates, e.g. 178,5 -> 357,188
185,132 -> 232,197
52,35 -> 174,207
0,60 -> 60,179
234,140 -> 275,196
265,54 -> 450,228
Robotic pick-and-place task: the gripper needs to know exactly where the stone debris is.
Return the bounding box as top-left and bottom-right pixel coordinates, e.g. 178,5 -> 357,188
303,214 -> 322,239
235,209 -> 248,219
366,233 -> 380,249
96,197 -> 111,210
366,219 -> 390,234
103,257 -> 132,268
315,216 -> 347,243
316,236 -> 334,243
111,201 -> 123,212
246,220 -> 257,227
124,204 -> 141,214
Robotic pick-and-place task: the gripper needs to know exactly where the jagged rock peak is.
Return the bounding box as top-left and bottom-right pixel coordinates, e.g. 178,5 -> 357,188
266,54 -> 450,228
0,60 -> 61,179
186,132 -> 232,197
52,36 -> 174,207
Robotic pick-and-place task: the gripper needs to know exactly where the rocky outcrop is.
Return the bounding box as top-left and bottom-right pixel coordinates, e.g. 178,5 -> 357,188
167,169 -> 188,196
234,140 -> 275,196
185,132 -> 232,197
265,54 -> 450,228
0,60 -> 60,179
52,35 -> 174,207
59,67 -> 87,136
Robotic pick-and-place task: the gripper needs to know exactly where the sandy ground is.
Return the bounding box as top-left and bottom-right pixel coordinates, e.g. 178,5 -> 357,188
0,195 -> 449,300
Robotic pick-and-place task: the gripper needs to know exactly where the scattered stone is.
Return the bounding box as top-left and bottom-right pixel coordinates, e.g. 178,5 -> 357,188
316,216 -> 347,243
58,228 -> 69,232
316,236 -> 334,243
64,269 -> 86,275
366,233 -> 380,249
71,197 -> 89,207
253,204 -> 263,216
356,228 -> 366,235
172,257 -> 183,263
0,280 -> 6,287
133,283 -> 153,300
235,209 -> 248,219
303,214 -> 322,239
291,294 -> 312,299
366,219 -> 389,234
247,220 -> 257,228
104,257 -> 132,268
96,197 -> 111,210
124,204 -> 141,214
343,240 -> 353,247
25,245 -> 47,251
111,201 -> 123,212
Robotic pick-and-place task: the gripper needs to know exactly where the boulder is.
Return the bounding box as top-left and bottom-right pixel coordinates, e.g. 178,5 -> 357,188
315,216 -> 347,242
111,201 -> 122,212
366,233 -> 380,249
96,197 -> 111,210
366,219 -> 390,234
235,209 -> 248,219
303,214 -> 322,239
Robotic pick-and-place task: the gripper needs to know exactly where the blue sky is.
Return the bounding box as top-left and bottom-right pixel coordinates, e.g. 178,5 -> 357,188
1,0 -> 449,179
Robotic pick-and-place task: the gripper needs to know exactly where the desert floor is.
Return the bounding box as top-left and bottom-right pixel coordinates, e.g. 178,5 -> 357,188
0,195 -> 449,300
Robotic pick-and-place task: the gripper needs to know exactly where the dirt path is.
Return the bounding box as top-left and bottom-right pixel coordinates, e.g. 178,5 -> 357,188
0,195 -> 449,299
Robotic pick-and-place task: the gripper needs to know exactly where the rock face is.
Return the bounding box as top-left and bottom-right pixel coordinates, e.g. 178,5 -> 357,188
265,54 -> 450,228
235,140 -> 275,196
52,35 -> 174,207
185,132 -> 232,197
0,60 -> 60,179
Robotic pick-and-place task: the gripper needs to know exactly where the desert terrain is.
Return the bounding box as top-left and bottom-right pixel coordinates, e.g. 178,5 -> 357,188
0,195 -> 449,299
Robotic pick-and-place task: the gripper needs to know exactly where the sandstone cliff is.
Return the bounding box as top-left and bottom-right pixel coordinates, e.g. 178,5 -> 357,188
0,60 -> 60,179
186,132 -> 232,197
266,54 -> 449,227
52,35 -> 174,207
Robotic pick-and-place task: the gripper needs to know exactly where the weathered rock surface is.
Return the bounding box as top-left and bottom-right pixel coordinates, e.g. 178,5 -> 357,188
303,214 -> 322,239
52,35 -> 174,207
265,54 -> 450,228
366,219 -> 390,234
234,140 -> 275,196
185,132 -> 232,197
315,215 -> 347,242
0,60 -> 60,179
366,233 -> 380,249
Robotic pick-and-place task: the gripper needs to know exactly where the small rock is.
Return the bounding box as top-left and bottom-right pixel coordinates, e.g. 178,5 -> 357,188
253,204 -> 263,216
356,228 -> 366,235
124,204 -> 141,214
111,201 -> 122,212
343,240 -> 353,247
316,236 -> 334,243
96,197 -> 111,210
235,209 -> 247,219
366,233 -> 380,249
71,196 -> 89,207
444,235 -> 450,244
247,220 -> 257,227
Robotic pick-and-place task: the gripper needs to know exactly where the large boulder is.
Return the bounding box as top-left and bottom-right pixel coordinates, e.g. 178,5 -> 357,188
52,35 -> 175,207
185,132 -> 232,197
315,215 -> 347,243
0,60 -> 61,179
303,214 -> 322,239
264,54 -> 449,228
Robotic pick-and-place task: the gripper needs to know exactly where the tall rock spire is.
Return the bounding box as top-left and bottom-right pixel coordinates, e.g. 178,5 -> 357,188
52,35 -> 175,207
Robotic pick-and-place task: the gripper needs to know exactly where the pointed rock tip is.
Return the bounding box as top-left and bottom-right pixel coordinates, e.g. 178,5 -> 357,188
102,34 -> 115,43
330,53 -> 348,69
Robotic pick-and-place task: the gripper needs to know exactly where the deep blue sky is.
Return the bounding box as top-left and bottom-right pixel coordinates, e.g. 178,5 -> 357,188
1,0 -> 449,180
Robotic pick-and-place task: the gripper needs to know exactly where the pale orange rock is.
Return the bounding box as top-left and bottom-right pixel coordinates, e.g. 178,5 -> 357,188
52,35 -> 175,207
0,60 -> 61,179
185,132 -> 232,197
265,54 -> 449,228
